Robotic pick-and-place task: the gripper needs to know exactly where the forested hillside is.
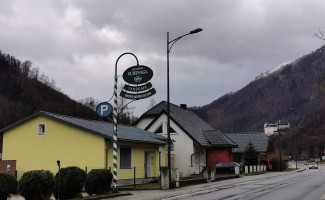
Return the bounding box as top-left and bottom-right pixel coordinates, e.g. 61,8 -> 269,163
191,45 -> 325,132
0,51 -> 99,129
277,103 -> 325,160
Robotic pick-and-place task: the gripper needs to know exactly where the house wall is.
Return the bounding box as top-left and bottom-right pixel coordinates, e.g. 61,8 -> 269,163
139,114 -> 194,177
106,141 -> 166,180
191,145 -> 206,174
206,148 -> 233,167
2,116 -> 105,179
136,117 -> 155,129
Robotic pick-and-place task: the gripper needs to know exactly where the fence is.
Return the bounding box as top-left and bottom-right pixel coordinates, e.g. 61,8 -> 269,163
115,166 -> 160,187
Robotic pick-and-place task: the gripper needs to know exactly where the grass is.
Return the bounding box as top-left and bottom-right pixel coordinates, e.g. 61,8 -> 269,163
117,182 -> 161,190
285,168 -> 298,172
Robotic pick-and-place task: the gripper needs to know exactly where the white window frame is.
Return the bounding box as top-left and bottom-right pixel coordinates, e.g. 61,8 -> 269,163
164,121 -> 178,135
119,146 -> 133,170
153,122 -> 164,135
37,123 -> 46,136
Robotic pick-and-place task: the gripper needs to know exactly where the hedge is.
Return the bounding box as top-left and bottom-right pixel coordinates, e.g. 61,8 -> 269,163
0,173 -> 17,200
18,170 -> 55,200
85,169 -> 113,195
54,166 -> 86,199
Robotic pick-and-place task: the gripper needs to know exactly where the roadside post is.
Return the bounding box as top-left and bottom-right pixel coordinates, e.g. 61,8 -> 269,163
97,52 -> 156,192
57,160 -> 60,200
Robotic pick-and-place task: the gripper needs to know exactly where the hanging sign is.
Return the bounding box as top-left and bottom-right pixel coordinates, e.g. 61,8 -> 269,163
123,82 -> 152,92
120,88 -> 156,100
122,65 -> 153,84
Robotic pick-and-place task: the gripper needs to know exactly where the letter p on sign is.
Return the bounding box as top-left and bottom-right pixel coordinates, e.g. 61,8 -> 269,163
96,102 -> 113,117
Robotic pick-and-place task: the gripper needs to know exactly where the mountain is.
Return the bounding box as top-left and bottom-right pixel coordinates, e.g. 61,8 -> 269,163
191,45 -> 325,132
0,51 -> 99,129
278,103 -> 325,159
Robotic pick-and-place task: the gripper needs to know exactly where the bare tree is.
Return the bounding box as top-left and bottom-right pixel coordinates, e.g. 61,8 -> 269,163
79,97 -> 100,111
117,84 -> 136,124
147,98 -> 157,110
314,27 -> 325,40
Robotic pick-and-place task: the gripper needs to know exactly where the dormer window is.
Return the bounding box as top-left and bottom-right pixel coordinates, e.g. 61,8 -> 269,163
38,124 -> 46,136
154,125 -> 163,134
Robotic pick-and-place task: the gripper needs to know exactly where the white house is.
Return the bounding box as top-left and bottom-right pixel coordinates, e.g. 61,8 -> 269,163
135,101 -> 237,177
264,121 -> 290,136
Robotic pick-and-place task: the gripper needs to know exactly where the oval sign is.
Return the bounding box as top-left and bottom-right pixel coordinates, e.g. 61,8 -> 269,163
96,102 -> 113,117
123,82 -> 153,92
120,88 -> 156,100
122,65 -> 153,84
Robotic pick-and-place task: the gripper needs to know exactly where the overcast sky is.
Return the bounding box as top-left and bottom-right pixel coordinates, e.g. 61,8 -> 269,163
1,0 -> 325,116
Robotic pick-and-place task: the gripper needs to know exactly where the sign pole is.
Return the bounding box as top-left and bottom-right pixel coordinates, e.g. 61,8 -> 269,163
112,53 -> 139,192
112,73 -> 118,191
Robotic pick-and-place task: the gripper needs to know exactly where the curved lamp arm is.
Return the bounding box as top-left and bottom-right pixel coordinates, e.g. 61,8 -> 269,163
168,28 -> 203,53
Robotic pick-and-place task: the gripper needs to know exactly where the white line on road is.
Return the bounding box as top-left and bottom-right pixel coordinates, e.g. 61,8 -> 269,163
320,193 -> 325,200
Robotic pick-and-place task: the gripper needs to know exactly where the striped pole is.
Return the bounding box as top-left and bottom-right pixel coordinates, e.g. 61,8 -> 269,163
112,74 -> 118,190
112,52 -> 139,192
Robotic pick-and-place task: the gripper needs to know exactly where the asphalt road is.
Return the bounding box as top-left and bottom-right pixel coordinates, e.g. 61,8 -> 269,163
182,165 -> 325,200
113,164 -> 325,200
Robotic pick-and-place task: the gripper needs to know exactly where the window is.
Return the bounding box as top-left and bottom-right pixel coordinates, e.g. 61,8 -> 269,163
154,125 -> 163,134
120,147 -> 132,169
164,122 -> 177,135
38,124 -> 46,136
169,126 -> 177,134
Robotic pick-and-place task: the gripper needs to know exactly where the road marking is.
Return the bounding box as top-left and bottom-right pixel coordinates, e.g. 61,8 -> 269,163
320,193 -> 325,200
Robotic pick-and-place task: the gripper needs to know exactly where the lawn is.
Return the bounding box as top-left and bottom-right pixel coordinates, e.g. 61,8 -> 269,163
117,183 -> 161,190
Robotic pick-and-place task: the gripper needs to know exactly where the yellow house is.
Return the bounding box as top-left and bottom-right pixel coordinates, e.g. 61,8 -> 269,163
0,111 -> 166,184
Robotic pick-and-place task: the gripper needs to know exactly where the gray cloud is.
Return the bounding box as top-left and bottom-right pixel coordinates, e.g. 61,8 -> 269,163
1,0 -> 325,116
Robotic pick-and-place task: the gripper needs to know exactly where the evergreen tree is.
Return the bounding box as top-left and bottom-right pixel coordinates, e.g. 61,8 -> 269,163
243,142 -> 259,165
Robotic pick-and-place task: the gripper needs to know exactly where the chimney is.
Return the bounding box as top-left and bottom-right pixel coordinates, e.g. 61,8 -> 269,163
180,104 -> 187,109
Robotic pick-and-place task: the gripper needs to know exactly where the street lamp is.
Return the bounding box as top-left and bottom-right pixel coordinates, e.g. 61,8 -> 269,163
275,120 -> 282,171
166,28 -> 203,186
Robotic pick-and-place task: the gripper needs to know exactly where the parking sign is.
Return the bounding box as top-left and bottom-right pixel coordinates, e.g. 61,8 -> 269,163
96,102 -> 113,117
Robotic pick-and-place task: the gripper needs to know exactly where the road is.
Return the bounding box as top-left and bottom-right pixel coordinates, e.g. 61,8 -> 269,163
114,164 -> 325,200
183,165 -> 325,200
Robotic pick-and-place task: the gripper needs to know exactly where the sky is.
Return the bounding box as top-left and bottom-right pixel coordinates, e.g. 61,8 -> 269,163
1,0 -> 325,117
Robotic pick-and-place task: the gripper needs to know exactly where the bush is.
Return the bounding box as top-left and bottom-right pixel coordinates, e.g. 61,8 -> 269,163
0,173 -> 17,200
270,156 -> 288,171
85,169 -> 112,195
18,170 -> 55,200
54,166 -> 86,199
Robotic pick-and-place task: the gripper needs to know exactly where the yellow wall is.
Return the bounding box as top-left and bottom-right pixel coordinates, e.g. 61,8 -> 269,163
2,115 -> 167,180
106,141 -> 166,180
2,116 -> 105,179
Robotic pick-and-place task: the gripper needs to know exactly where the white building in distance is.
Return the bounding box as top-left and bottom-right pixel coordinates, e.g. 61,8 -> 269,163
264,121 -> 290,136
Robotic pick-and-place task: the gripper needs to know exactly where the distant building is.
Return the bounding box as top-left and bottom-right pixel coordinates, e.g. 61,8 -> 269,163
224,132 -> 274,163
264,121 -> 290,136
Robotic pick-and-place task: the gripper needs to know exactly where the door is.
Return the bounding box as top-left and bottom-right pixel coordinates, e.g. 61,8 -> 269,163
144,152 -> 151,178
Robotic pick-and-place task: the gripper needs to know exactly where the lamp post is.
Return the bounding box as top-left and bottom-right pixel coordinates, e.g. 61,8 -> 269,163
277,120 -> 282,171
167,28 -> 203,186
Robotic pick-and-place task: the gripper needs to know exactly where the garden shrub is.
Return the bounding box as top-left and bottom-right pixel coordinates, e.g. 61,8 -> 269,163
18,170 -> 55,200
0,173 -> 17,200
54,166 -> 86,200
85,169 -> 113,195
270,155 -> 288,171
